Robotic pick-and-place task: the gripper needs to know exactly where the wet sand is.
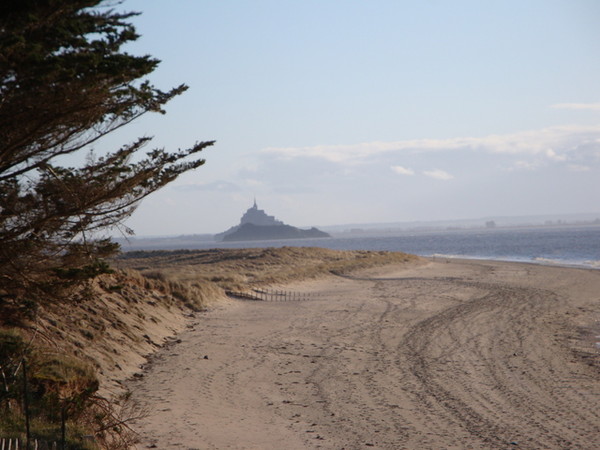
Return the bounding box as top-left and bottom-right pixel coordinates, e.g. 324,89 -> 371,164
129,258 -> 600,449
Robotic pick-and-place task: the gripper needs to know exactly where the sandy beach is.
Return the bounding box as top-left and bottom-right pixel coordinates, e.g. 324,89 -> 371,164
128,258 -> 600,449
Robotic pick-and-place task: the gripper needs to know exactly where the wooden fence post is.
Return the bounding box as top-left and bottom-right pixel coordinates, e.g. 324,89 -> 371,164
60,405 -> 67,450
22,359 -> 31,450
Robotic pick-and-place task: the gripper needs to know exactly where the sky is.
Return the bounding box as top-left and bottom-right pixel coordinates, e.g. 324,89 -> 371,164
98,0 -> 600,235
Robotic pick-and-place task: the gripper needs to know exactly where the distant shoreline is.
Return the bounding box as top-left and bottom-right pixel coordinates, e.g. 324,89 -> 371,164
115,225 -> 600,270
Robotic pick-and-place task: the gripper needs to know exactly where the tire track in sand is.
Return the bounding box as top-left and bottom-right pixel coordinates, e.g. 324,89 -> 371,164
398,278 -> 600,449
129,261 -> 600,449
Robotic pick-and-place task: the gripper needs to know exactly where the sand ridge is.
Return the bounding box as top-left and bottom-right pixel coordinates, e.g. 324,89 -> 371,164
128,259 -> 600,449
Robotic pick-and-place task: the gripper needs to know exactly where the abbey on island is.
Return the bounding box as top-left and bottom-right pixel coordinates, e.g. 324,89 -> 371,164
239,199 -> 283,227
215,200 -> 330,242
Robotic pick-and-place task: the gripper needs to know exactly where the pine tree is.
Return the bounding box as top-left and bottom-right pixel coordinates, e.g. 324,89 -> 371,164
0,0 -> 214,314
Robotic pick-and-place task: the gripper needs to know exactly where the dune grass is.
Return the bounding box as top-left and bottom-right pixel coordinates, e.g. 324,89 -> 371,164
116,246 -> 420,297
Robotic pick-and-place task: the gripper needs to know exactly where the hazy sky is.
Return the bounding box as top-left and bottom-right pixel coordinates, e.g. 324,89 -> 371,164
100,0 -> 600,235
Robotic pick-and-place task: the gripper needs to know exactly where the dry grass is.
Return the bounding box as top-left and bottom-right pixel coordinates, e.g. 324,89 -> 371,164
115,246 -> 420,293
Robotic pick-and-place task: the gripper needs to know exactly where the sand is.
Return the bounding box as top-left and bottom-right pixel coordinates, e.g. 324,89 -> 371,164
128,258 -> 600,449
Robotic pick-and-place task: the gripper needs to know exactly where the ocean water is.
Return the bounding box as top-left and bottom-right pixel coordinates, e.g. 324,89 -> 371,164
129,225 -> 600,269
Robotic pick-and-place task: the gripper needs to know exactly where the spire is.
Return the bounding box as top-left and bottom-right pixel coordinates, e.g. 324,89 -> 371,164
253,197 -> 257,209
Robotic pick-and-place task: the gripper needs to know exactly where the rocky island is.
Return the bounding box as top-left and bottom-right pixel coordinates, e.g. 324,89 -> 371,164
216,200 -> 330,242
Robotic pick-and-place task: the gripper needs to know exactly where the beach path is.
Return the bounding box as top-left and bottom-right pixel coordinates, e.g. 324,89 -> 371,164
129,259 -> 600,449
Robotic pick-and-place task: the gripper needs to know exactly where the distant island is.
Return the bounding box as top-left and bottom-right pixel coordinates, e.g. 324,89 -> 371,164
216,200 -> 330,242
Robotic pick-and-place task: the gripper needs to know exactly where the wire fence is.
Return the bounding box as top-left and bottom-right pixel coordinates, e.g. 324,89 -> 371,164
0,439 -> 59,450
226,289 -> 319,302
2,359 -> 70,450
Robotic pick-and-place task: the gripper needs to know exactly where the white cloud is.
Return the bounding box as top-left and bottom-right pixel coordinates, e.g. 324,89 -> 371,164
391,165 -> 414,175
423,169 -> 453,180
261,141 -> 403,164
510,160 -> 540,171
551,103 -> 600,111
261,124 -> 600,166
545,148 -> 567,162
568,164 -> 591,172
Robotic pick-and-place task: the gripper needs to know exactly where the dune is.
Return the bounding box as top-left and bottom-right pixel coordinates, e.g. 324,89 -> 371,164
127,258 -> 600,449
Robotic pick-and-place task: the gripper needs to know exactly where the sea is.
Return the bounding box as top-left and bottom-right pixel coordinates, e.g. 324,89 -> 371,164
126,225 -> 600,270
